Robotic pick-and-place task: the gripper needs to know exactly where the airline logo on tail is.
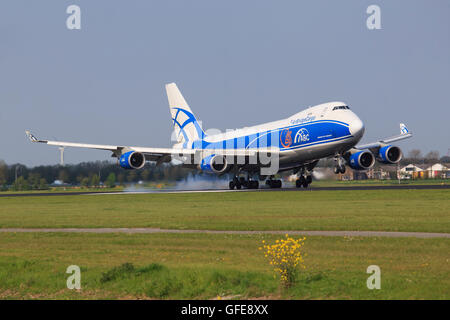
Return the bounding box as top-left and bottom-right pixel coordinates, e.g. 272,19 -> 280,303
400,123 -> 409,135
166,83 -> 205,147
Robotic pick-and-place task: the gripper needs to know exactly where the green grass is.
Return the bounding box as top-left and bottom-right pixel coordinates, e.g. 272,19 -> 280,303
0,232 -> 448,299
0,190 -> 449,232
301,178 -> 450,187
0,187 -> 123,194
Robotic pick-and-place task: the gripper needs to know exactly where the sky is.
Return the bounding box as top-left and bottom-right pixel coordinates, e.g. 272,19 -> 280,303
0,0 -> 449,166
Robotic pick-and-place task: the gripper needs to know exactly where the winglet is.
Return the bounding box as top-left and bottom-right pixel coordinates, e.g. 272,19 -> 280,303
25,130 -> 45,143
400,123 -> 409,135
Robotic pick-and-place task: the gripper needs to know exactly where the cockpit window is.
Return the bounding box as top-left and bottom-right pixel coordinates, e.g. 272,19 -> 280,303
332,106 -> 350,111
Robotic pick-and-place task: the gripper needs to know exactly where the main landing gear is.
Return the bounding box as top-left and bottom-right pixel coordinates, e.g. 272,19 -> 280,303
229,176 -> 259,190
295,175 -> 312,188
266,178 -> 282,189
295,167 -> 312,188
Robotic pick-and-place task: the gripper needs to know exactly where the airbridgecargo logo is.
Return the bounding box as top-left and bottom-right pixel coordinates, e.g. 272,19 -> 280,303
294,128 -> 310,144
280,129 -> 293,148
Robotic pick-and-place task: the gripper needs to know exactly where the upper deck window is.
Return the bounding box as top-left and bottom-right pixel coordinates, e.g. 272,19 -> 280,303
332,106 -> 350,111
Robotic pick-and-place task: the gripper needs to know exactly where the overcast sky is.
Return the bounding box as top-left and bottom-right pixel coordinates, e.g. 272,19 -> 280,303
1,0 -> 449,166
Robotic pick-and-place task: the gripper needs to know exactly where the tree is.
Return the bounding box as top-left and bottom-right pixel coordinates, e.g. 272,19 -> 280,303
28,173 -> 42,189
105,173 -> 116,188
127,171 -> 137,183
39,178 -> 49,190
80,177 -> 89,188
425,151 -> 439,164
408,149 -> 422,162
117,173 -> 125,186
58,169 -> 69,183
0,160 -> 8,187
76,174 -> 84,184
12,176 -> 30,191
90,174 -> 100,188
141,169 -> 150,182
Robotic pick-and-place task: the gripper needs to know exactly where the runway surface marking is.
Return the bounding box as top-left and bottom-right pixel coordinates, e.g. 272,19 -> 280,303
0,228 -> 448,238
0,184 -> 449,197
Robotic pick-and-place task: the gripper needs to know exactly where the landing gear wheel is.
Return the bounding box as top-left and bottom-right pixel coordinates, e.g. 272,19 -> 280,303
271,180 -> 282,188
334,166 -> 346,174
229,181 -> 235,190
296,176 -> 305,188
266,179 -> 281,188
248,180 -> 259,189
306,175 -> 312,184
236,183 -> 242,190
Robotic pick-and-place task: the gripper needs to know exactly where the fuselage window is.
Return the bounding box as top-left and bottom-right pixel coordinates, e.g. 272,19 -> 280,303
332,106 -> 349,111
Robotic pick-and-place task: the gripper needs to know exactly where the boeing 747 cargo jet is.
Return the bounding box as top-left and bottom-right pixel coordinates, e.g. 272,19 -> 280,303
26,83 -> 412,189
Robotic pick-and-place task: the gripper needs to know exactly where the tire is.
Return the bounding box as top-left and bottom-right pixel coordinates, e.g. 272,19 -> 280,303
299,176 -> 306,185
339,165 -> 346,174
236,183 -> 242,190
229,181 -> 235,190
295,179 -> 302,188
334,166 -> 340,174
302,180 -> 308,188
306,175 -> 312,184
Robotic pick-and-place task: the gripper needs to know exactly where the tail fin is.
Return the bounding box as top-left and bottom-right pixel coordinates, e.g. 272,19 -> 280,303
165,83 -> 205,147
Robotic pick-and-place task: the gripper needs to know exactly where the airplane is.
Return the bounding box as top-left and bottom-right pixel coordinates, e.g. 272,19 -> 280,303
26,83 -> 412,190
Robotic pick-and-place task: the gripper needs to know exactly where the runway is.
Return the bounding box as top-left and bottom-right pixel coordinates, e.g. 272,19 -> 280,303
0,183 -> 449,197
0,227 -> 448,238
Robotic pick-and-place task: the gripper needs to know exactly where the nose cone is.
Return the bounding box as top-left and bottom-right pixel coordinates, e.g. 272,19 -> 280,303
349,118 -> 365,139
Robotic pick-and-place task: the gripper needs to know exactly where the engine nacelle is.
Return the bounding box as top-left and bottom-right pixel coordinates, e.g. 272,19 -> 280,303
347,150 -> 375,170
119,151 -> 145,169
199,154 -> 228,174
378,145 -> 402,164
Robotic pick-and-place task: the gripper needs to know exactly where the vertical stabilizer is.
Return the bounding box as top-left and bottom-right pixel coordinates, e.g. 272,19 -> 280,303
166,83 -> 205,147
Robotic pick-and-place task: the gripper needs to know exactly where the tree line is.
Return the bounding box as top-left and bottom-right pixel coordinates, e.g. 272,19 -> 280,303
0,160 -> 197,191
0,149 -> 448,191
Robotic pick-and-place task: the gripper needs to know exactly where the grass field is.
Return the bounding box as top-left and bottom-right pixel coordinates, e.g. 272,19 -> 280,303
0,190 -> 449,232
0,232 -> 448,299
0,189 -> 448,299
291,178 -> 450,187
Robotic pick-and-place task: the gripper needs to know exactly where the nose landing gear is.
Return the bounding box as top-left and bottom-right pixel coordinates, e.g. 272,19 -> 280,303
334,155 -> 346,174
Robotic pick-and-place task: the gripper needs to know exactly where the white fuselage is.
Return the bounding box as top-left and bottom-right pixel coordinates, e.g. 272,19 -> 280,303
193,102 -> 365,170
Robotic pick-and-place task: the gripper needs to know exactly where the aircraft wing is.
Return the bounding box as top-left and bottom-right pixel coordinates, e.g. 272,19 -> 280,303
355,123 -> 412,151
25,131 -> 278,164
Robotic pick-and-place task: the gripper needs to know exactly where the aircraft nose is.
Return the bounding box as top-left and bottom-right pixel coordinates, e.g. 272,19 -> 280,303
349,118 -> 364,138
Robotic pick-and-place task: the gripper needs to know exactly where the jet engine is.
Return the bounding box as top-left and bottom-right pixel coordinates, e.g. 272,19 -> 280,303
378,145 -> 402,164
119,151 -> 146,169
346,150 -> 375,170
199,154 -> 229,174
